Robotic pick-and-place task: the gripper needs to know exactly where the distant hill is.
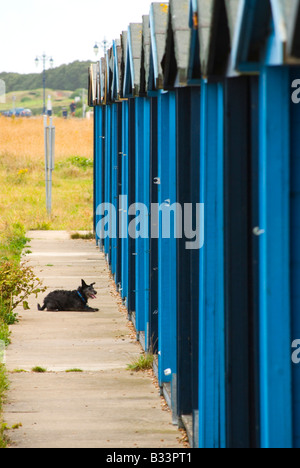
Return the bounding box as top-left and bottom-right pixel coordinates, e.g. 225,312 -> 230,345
0,61 -> 91,93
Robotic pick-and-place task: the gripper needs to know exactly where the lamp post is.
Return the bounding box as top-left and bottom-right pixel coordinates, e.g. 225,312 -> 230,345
93,38 -> 108,57
35,54 -> 54,115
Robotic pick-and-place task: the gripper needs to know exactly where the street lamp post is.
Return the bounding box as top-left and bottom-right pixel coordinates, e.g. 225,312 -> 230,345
35,54 -> 54,114
93,38 -> 108,57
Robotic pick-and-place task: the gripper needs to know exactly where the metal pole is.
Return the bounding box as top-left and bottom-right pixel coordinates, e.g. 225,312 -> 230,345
82,88 -> 86,119
12,95 -> 16,114
49,116 -> 53,214
44,115 -> 49,213
44,115 -> 55,216
43,55 -> 46,115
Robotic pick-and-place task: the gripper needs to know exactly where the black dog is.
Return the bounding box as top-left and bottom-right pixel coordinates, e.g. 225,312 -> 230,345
38,280 -> 99,312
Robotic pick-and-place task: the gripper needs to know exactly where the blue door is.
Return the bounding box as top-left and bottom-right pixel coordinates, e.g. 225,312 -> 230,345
290,67 -> 300,448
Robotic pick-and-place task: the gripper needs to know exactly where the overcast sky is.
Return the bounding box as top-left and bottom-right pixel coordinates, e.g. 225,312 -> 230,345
0,0 -> 159,74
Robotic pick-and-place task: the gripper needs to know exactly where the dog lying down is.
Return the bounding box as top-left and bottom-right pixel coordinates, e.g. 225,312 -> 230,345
38,280 -> 99,312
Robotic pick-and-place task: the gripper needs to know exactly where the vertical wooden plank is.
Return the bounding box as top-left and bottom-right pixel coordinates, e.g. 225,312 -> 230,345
104,105 -> 112,260
190,87 -> 200,432
95,106 -> 105,250
291,66 -> 300,449
217,82 -> 226,449
143,98 -> 151,350
111,104 -> 118,277
135,97 -> 146,335
121,101 -> 129,301
157,91 -> 177,387
116,103 -> 123,286
248,76 -> 261,449
176,87 -> 193,417
223,77 -> 251,448
94,106 -> 101,242
199,80 -> 225,448
149,97 -> 159,352
128,99 -> 136,316
259,66 -> 292,449
100,107 -> 106,252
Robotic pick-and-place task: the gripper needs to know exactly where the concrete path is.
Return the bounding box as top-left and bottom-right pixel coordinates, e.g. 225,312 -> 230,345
3,231 -> 183,449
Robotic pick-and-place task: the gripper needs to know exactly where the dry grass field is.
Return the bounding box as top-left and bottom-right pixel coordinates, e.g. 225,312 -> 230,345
0,116 -> 94,233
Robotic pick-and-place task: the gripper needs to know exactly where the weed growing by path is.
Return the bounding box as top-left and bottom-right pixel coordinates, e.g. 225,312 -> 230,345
127,353 -> 154,372
11,423 -> 22,430
31,367 -> 47,373
71,232 -> 94,240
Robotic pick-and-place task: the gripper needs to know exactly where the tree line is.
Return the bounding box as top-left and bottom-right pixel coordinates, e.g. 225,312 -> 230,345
0,61 -> 91,93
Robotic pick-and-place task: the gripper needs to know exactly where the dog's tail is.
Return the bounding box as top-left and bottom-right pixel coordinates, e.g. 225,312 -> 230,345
37,303 -> 46,311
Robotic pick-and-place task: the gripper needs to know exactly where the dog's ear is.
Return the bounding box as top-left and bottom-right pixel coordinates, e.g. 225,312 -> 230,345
91,282 -> 96,287
81,279 -> 87,288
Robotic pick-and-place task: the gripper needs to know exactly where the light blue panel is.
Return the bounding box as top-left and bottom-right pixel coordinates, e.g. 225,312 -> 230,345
111,104 -> 118,276
104,105 -> 111,259
217,83 -> 226,450
290,67 -> 300,448
94,106 -> 105,246
259,66 -> 292,449
135,97 -> 146,333
199,80 -> 225,448
143,98 -> 151,350
264,13 -> 283,66
121,100 -> 129,300
157,91 -> 177,386
94,106 -> 100,242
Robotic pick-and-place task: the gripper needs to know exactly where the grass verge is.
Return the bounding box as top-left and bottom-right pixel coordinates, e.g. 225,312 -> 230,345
0,364 -> 9,448
0,223 -> 30,348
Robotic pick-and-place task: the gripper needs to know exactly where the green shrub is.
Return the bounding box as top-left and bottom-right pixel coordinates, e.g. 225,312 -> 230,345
70,88 -> 87,99
0,223 -> 28,263
0,261 -> 46,324
57,156 -> 93,171
75,107 -> 84,118
69,156 -> 93,169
